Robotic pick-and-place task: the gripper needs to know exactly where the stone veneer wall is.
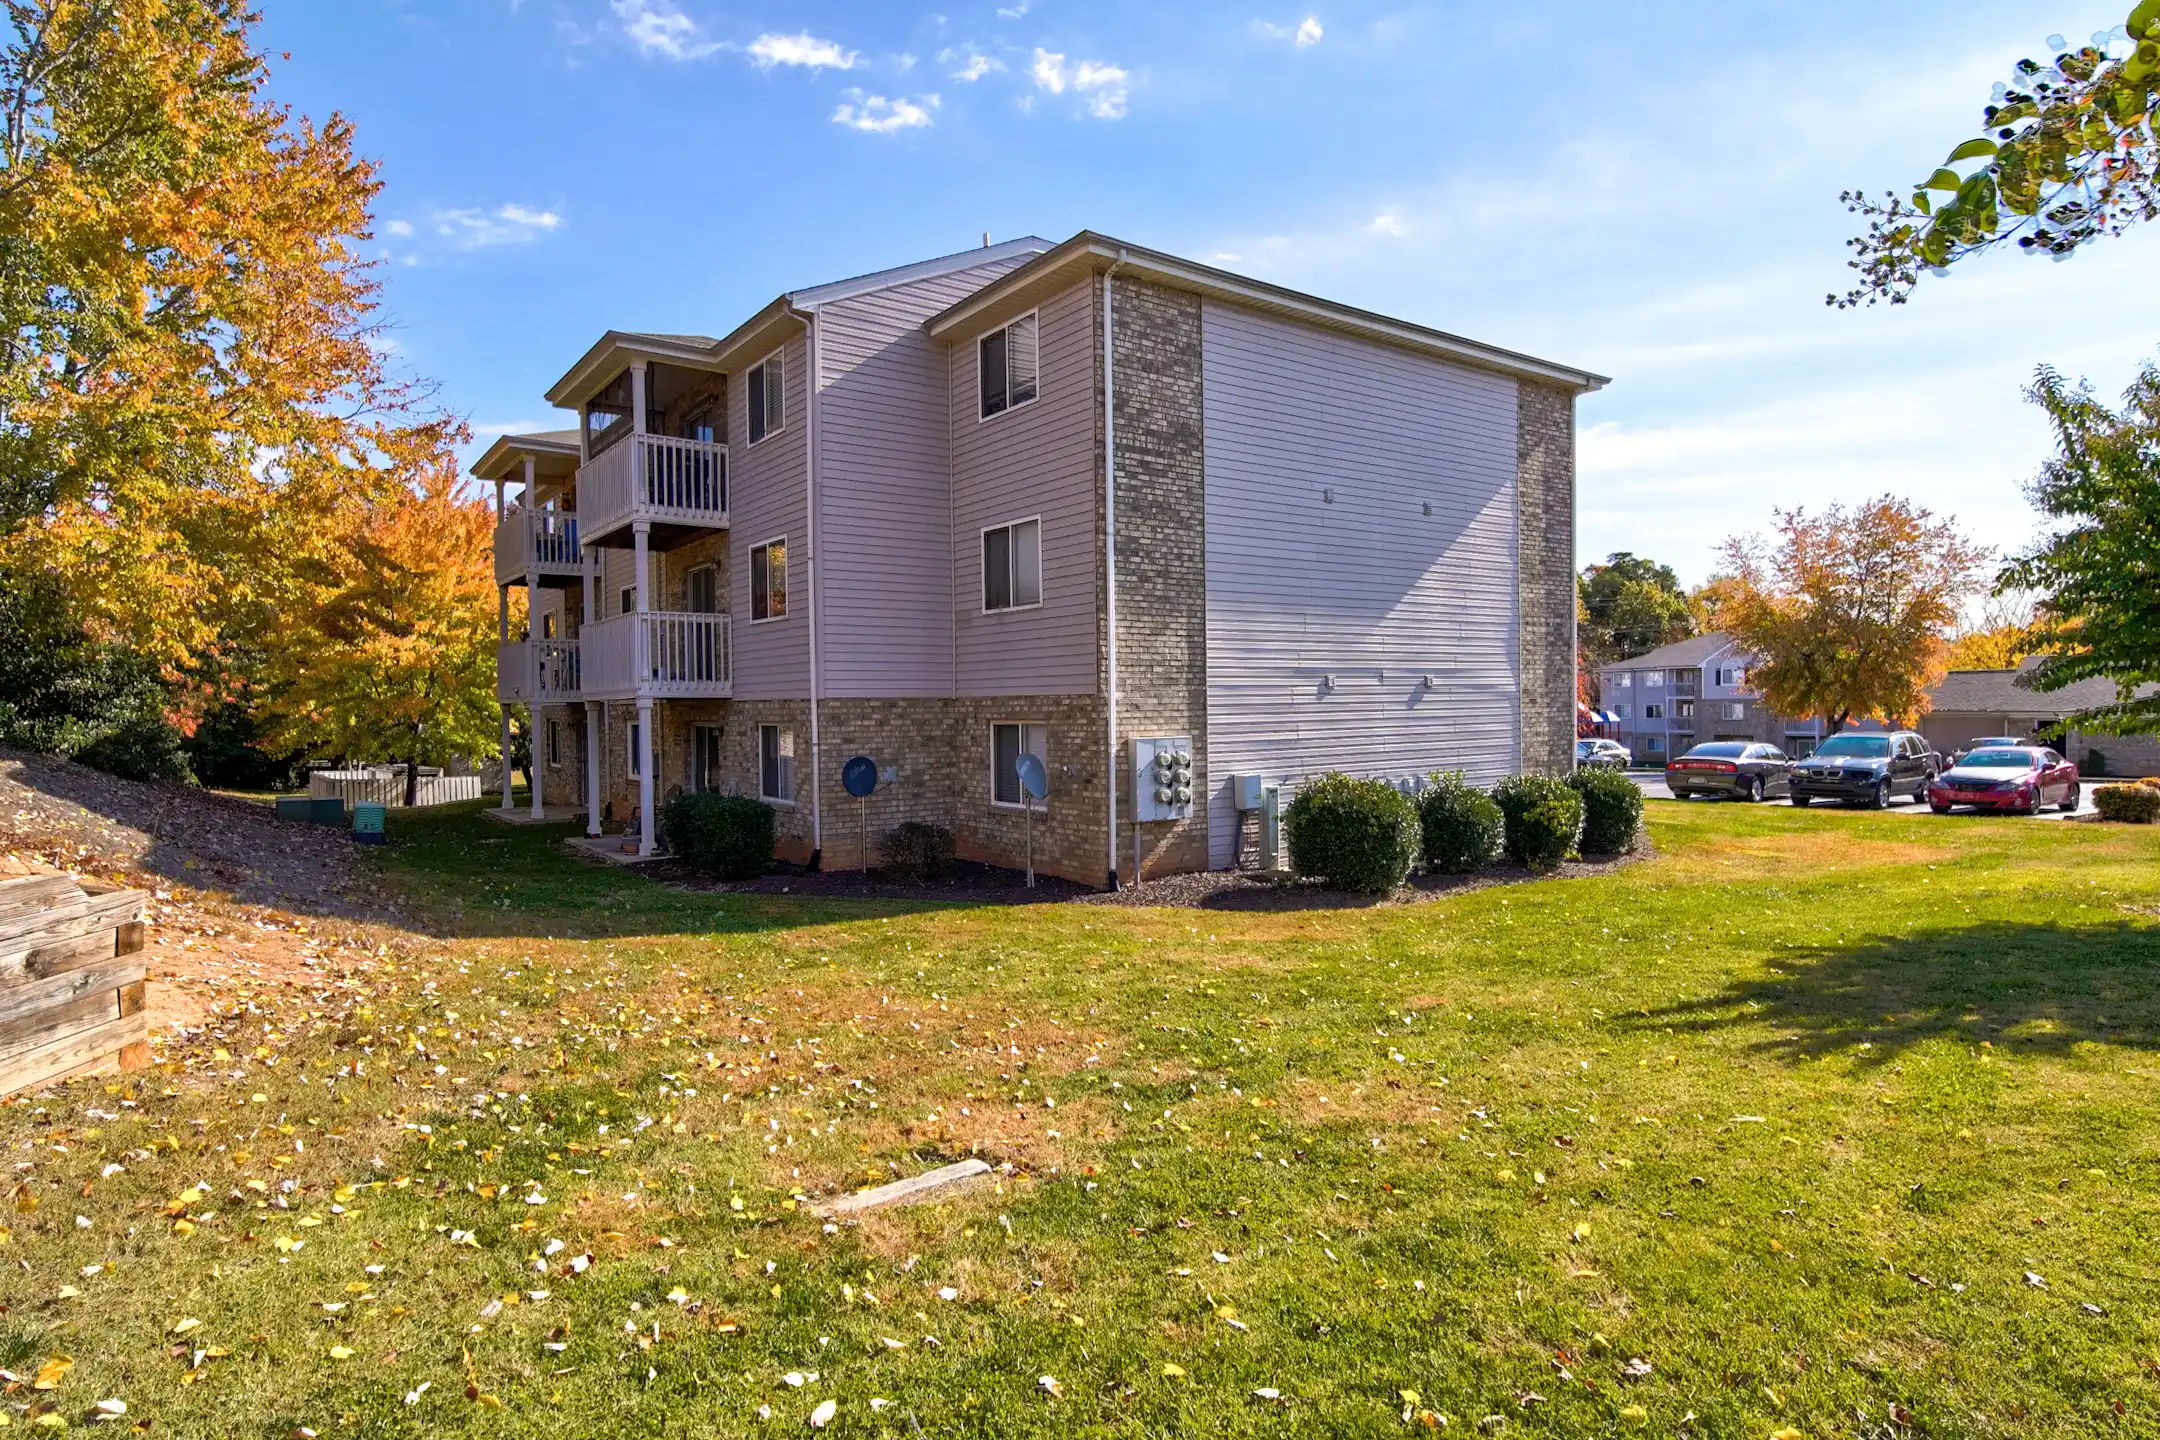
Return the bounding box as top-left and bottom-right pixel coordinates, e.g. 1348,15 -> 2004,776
1515,381 -> 1578,776
1109,276 -> 1209,880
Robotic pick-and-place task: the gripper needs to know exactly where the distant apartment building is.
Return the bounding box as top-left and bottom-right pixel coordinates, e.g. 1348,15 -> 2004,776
1597,633 -> 1824,762
478,232 -> 1605,884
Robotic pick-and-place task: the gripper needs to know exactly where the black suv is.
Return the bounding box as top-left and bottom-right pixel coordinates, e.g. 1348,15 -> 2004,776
1790,731 -> 1937,807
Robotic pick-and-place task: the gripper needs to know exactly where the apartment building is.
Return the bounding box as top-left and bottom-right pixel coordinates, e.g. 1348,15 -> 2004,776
1598,633 -> 1825,762
479,231 -> 1605,885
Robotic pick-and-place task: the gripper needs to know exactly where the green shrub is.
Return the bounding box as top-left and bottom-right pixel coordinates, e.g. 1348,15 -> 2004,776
76,717 -> 195,784
2094,784 -> 2160,824
879,821 -> 955,882
1567,766 -> 1644,854
661,792 -> 775,878
1418,771 -> 1503,874
1491,774 -> 1583,871
1284,773 -> 1420,892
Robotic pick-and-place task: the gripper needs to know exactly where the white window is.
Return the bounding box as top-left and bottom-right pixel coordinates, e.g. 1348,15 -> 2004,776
1612,673 -> 1632,690
1724,701 -> 1746,721
750,537 -> 787,621
1718,665 -> 1748,687
978,312 -> 1039,419
747,350 -> 784,446
1613,703 -> 1630,721
1645,735 -> 1665,754
691,724 -> 723,792
991,722 -> 1047,810
759,724 -> 794,803
1644,672 -> 1665,688
981,518 -> 1043,612
1676,699 -> 1695,719
1644,703 -> 1664,720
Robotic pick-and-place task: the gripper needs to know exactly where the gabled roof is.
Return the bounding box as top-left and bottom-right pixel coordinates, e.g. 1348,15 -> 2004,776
471,428 -> 581,483
542,237 -> 1056,410
925,231 -> 1609,393
1927,658 -> 2156,717
1600,633 -> 1739,672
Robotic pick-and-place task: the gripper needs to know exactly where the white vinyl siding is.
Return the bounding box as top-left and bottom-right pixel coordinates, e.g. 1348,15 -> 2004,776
729,331 -> 807,699
1200,298 -> 1522,868
951,278 -> 1097,697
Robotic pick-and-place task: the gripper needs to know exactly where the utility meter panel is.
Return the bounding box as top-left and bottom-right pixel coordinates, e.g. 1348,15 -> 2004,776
1132,735 -> 1196,823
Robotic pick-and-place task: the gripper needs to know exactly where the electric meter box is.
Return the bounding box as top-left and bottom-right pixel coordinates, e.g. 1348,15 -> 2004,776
1132,735 -> 1196,823
1230,774 -> 1266,811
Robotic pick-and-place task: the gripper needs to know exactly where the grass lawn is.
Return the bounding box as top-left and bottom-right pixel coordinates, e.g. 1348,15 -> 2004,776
5,802 -> 2160,1437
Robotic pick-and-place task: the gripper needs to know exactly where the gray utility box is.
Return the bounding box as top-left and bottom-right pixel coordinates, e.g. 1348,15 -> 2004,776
1230,774 -> 1267,811
1132,736 -> 1195,823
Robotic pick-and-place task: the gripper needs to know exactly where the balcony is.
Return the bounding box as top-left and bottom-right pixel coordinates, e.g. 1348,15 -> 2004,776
577,434 -> 728,549
495,639 -> 582,703
581,611 -> 731,700
493,506 -> 582,588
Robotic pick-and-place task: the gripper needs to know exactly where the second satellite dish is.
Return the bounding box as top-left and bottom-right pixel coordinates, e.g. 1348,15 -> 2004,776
1014,752 -> 1047,801
842,755 -> 878,799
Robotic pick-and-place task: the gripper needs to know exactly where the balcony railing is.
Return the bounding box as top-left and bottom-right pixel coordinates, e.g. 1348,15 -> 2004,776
493,506 -> 582,587
580,611 -> 731,700
495,639 -> 582,703
577,434 -> 728,545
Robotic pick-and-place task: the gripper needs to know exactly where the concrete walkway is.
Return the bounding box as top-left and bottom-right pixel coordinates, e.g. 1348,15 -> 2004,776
483,804 -> 587,826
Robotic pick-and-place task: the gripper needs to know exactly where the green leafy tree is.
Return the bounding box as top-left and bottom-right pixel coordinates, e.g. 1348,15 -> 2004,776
1579,553 -> 1694,667
1836,5 -> 2160,306
1998,366 -> 2160,734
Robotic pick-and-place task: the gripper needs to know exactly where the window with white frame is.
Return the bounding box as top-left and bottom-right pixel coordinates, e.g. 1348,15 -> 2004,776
750,537 -> 787,621
981,518 -> 1042,612
991,722 -> 1047,810
978,312 -> 1039,419
1718,664 -> 1748,687
759,724 -> 794,803
1676,699 -> 1696,719
1644,703 -> 1664,720
1645,735 -> 1665,754
1644,671 -> 1665,688
1612,673 -> 1632,690
1613,703 -> 1631,721
1723,701 -> 1746,721
747,351 -> 784,446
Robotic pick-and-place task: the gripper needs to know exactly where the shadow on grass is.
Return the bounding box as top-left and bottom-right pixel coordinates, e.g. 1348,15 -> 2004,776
1629,920 -> 2160,1064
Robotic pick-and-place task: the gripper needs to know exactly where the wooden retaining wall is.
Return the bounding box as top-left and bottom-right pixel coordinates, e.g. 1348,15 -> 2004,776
0,874 -> 150,1096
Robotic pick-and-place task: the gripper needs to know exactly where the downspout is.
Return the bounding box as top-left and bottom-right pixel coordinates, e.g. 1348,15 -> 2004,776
1102,251 -> 1127,889
787,301 -> 824,869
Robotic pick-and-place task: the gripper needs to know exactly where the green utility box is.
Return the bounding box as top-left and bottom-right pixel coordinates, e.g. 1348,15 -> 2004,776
352,802 -> 386,846
310,796 -> 346,825
274,796 -> 312,823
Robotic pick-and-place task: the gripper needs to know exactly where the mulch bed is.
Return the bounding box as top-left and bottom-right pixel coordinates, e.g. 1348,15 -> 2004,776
638,837 -> 1654,910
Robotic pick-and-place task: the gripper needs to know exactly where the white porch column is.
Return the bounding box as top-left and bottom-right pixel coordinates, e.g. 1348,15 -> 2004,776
585,701 -> 602,837
630,362 -> 647,436
494,477 -> 505,521
498,703 -> 513,811
524,453 -> 543,820
633,521 -> 651,682
637,700 -> 655,857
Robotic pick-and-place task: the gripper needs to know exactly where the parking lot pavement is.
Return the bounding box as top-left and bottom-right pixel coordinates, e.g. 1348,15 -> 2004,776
1621,770 -> 2098,820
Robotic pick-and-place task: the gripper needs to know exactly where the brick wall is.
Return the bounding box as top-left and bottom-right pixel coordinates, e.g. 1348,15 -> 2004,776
1110,276 -> 1209,879
1515,381 -> 1577,776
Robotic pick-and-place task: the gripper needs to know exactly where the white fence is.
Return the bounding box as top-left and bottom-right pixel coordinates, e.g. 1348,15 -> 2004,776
581,611 -> 731,700
577,434 -> 728,542
309,769 -> 484,811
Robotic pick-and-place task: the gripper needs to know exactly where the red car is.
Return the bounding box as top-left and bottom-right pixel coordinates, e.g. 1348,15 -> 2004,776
1927,746 -> 2082,814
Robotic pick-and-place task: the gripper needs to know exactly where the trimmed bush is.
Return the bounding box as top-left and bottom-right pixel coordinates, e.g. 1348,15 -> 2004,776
1284,773 -> 1421,893
662,792 -> 775,879
1567,766 -> 1644,855
1418,770 -> 1503,874
879,821 -> 956,882
2094,784 -> 2160,824
1491,774 -> 1583,871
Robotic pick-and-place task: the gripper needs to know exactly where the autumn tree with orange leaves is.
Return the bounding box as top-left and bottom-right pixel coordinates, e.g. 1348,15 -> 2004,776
0,0 -> 462,685
1710,498 -> 1990,733
257,466 -> 505,806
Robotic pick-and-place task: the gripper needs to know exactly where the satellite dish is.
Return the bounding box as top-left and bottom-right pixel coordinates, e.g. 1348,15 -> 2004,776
1014,752 -> 1047,801
842,755 -> 878,799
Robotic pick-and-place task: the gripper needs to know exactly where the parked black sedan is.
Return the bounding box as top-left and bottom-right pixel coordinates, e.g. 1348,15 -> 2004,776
1666,742 -> 1793,801
1789,731 -> 1937,807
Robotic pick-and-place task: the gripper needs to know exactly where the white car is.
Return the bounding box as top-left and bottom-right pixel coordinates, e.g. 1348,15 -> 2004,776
1576,737 -> 1632,772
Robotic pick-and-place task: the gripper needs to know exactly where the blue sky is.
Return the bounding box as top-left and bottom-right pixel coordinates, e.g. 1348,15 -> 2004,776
254,1 -> 2160,588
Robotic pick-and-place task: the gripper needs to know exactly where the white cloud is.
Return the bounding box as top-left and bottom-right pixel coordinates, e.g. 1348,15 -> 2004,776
611,0 -> 718,60
383,219 -> 415,239
996,0 -> 1030,16
1254,15 -> 1324,47
433,204 -> 565,250
831,92 -> 939,134
1367,211 -> 1407,237
1031,48 -> 1129,118
748,31 -> 858,70
939,45 -> 1002,81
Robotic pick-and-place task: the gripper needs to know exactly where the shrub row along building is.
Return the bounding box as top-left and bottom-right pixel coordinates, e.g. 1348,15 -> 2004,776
477,232 -> 1606,885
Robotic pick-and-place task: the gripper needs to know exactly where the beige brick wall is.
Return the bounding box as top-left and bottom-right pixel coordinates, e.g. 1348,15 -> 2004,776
1110,276 -> 1209,880
1516,381 -> 1577,776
